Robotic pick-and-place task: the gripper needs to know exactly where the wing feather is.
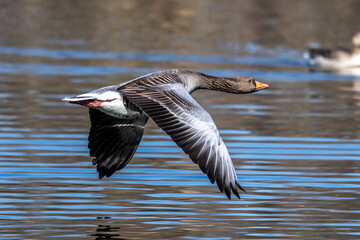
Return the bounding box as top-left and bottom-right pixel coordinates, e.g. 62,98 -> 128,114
119,80 -> 244,199
88,108 -> 148,178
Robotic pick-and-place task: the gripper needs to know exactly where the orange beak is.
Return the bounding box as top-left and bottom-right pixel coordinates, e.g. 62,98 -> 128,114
255,81 -> 269,91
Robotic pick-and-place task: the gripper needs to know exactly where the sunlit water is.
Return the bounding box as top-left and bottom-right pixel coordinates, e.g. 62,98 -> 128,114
1,1 -> 360,239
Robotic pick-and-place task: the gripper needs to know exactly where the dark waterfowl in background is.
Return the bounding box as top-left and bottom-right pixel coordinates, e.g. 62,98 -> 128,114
305,32 -> 360,71
63,69 -> 269,199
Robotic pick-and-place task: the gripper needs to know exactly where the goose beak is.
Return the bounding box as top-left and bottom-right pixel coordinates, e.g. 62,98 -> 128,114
255,81 -> 269,91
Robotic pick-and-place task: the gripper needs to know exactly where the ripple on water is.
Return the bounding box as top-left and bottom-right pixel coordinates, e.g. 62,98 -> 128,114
1,34 -> 360,240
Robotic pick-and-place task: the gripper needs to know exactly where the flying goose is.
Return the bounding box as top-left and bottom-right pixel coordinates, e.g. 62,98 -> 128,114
63,69 -> 269,199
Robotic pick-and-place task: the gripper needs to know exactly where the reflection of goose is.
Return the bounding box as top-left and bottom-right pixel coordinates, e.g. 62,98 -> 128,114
92,217 -> 123,240
63,69 -> 269,199
305,32 -> 360,70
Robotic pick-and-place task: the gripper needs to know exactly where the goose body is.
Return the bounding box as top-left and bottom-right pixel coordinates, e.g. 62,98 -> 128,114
305,33 -> 360,70
63,69 -> 269,199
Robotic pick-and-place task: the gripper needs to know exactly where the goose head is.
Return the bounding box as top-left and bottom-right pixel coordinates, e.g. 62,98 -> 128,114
234,76 -> 269,93
207,76 -> 269,94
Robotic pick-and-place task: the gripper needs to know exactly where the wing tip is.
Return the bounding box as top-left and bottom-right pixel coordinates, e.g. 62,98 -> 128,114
236,180 -> 247,193
97,168 -> 116,179
216,180 -> 246,200
225,190 -> 231,200
99,171 -> 106,179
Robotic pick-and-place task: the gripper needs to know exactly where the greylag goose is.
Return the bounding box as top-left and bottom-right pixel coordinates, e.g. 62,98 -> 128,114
63,69 -> 269,199
305,32 -> 360,70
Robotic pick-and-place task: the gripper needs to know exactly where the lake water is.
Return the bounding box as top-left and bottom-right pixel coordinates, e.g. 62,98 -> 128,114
1,0 -> 360,239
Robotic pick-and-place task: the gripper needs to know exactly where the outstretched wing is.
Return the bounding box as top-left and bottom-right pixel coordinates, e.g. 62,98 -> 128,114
119,81 -> 244,199
88,108 -> 148,178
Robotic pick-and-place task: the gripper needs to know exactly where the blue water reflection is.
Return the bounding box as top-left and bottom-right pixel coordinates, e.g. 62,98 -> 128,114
1,1 -> 360,239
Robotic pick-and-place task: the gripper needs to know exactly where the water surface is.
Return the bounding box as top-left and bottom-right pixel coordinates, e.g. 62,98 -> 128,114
1,0 -> 360,239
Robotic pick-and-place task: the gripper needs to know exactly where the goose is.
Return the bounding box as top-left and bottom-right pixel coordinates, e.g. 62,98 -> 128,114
62,69 -> 269,199
305,32 -> 360,70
